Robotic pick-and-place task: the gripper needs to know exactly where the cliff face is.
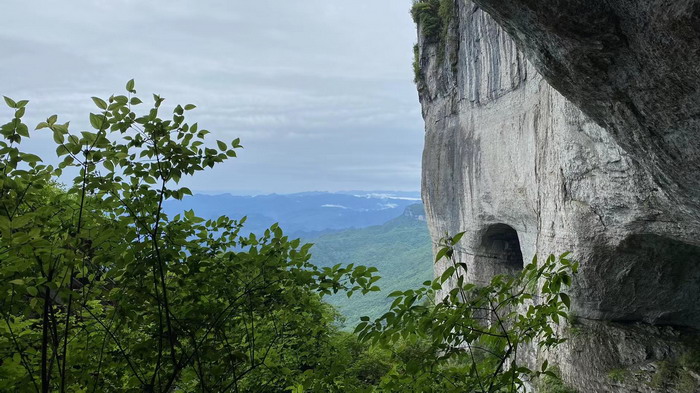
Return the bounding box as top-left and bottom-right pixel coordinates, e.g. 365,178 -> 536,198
416,1 -> 700,391
469,0 -> 700,217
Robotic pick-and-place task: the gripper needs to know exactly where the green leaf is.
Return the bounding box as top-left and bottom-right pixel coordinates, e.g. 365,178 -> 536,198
440,266 -> 455,283
26,286 -> 38,296
559,293 -> 571,308
184,104 -> 196,110
16,123 -> 29,137
35,122 -> 49,130
103,160 -> 114,172
561,274 -> 571,286
53,130 -> 65,144
153,94 -> 164,107
90,113 -> 104,130
126,79 -> 135,93
113,95 -> 128,105
3,96 -> 16,108
130,97 -> 142,105
435,247 -> 448,263
450,231 -> 466,245
56,144 -> 69,156
216,140 -> 227,150
16,100 -> 29,108
22,153 -> 41,163
91,97 -> 108,110
354,322 -> 368,334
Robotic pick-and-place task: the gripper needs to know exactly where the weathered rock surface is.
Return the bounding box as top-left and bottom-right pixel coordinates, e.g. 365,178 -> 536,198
471,0 -> 700,217
552,320 -> 700,393
416,1 -> 700,391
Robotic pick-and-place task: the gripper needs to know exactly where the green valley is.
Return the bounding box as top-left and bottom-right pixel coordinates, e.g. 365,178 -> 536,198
308,204 -> 433,327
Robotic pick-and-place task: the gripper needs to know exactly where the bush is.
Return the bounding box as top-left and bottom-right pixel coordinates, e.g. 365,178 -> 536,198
411,0 -> 455,44
356,231 -> 579,393
0,82 -> 380,392
413,44 -> 423,85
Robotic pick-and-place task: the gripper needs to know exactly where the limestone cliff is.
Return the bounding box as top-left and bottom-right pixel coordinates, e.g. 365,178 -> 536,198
415,1 -> 700,391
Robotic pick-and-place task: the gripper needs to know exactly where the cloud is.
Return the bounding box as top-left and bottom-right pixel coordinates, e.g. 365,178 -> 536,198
0,0 -> 423,194
321,204 -> 348,209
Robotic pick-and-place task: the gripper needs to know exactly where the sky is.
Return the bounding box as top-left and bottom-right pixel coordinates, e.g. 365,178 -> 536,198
0,0 -> 424,194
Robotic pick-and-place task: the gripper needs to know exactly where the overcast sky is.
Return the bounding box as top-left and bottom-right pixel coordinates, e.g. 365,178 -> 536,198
0,0 -> 423,194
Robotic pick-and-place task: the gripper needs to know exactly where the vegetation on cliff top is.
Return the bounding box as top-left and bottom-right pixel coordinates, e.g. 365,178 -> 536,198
411,0 -> 457,87
410,0 -> 454,44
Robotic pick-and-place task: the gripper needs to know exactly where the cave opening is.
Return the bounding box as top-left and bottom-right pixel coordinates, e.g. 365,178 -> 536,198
474,224 -> 524,282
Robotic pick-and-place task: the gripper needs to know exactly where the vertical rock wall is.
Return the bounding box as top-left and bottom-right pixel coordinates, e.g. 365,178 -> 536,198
417,1 -> 700,391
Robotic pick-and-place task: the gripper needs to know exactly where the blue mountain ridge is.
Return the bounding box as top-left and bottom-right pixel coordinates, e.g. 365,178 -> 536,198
163,191 -> 422,238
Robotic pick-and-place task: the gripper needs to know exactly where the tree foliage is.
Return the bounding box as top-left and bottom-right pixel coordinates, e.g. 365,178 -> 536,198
0,82 -> 380,392
411,0 -> 454,44
356,234 -> 579,392
0,82 -> 577,392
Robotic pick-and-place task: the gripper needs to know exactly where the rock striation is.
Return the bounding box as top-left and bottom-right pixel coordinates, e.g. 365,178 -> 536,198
415,1 -> 700,391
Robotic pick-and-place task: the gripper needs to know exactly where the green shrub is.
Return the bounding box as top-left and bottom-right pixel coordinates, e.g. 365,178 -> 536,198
607,368 -> 630,383
413,44 -> 423,85
650,359 -> 699,393
411,0 -> 457,75
537,367 -> 578,393
411,0 -> 442,41
411,0 -> 454,41
356,231 -> 579,392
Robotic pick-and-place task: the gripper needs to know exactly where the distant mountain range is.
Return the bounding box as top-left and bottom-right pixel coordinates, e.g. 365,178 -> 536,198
163,191 -> 422,238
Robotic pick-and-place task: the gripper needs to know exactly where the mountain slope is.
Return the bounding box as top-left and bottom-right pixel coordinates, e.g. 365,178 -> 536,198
308,204 -> 432,327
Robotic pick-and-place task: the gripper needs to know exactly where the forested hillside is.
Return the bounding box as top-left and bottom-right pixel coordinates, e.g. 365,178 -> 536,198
309,204 -> 432,326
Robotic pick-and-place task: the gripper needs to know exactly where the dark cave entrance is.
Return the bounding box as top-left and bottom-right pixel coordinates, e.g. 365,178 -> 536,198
473,224 -> 524,282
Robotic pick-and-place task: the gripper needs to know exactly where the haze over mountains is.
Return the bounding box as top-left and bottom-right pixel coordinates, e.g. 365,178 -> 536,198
164,191 -> 422,238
